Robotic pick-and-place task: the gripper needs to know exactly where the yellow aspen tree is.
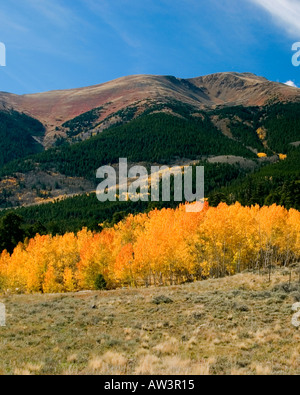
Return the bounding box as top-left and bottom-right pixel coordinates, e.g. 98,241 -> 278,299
63,267 -> 76,292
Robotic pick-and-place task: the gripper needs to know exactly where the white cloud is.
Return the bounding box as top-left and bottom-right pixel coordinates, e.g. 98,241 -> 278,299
250,0 -> 300,37
284,80 -> 298,87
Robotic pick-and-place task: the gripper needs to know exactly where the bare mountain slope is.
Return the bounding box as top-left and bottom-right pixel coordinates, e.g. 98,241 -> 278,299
189,72 -> 300,106
0,72 -> 299,147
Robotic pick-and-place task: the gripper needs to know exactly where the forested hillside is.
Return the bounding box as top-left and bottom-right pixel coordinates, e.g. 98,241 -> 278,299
210,102 -> 300,154
1,101 -> 299,184
0,161 -> 248,239
0,99 -> 299,242
211,148 -> 300,210
0,110 -> 44,167
0,111 -> 256,180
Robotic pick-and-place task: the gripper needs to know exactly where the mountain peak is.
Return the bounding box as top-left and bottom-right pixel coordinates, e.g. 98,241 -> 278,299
1,72 -> 299,147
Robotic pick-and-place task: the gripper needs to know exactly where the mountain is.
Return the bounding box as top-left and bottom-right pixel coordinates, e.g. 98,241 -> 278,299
1,72 -> 299,147
0,72 -> 299,230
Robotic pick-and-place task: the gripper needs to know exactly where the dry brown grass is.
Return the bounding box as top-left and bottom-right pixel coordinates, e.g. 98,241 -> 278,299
0,269 -> 300,375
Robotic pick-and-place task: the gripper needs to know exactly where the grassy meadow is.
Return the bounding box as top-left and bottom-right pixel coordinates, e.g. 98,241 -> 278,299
1,269 -> 300,375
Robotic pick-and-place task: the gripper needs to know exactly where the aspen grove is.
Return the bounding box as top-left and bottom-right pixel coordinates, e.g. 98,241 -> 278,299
0,203 -> 299,294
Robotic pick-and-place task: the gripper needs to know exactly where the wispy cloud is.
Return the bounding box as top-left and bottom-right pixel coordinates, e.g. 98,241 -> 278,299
284,80 -> 298,87
249,0 -> 300,37
19,0 -> 85,29
0,0 -> 82,32
83,0 -> 141,48
0,0 -> 92,62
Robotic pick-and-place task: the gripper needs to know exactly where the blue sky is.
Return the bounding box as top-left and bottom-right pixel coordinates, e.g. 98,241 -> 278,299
0,0 -> 299,94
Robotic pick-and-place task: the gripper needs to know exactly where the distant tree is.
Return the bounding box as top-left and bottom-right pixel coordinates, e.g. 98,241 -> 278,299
208,192 -> 228,207
27,221 -> 47,239
0,212 -> 25,253
111,211 -> 127,226
94,274 -> 107,290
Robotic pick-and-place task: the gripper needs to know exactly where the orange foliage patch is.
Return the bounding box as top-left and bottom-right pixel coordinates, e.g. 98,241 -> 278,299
0,203 -> 299,293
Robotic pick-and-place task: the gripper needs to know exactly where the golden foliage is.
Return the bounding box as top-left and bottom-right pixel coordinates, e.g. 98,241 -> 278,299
0,203 -> 299,293
257,153 -> 267,158
256,127 -> 266,140
279,154 -> 287,160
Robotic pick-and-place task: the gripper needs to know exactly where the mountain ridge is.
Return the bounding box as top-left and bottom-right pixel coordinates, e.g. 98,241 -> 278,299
1,72 -> 299,147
